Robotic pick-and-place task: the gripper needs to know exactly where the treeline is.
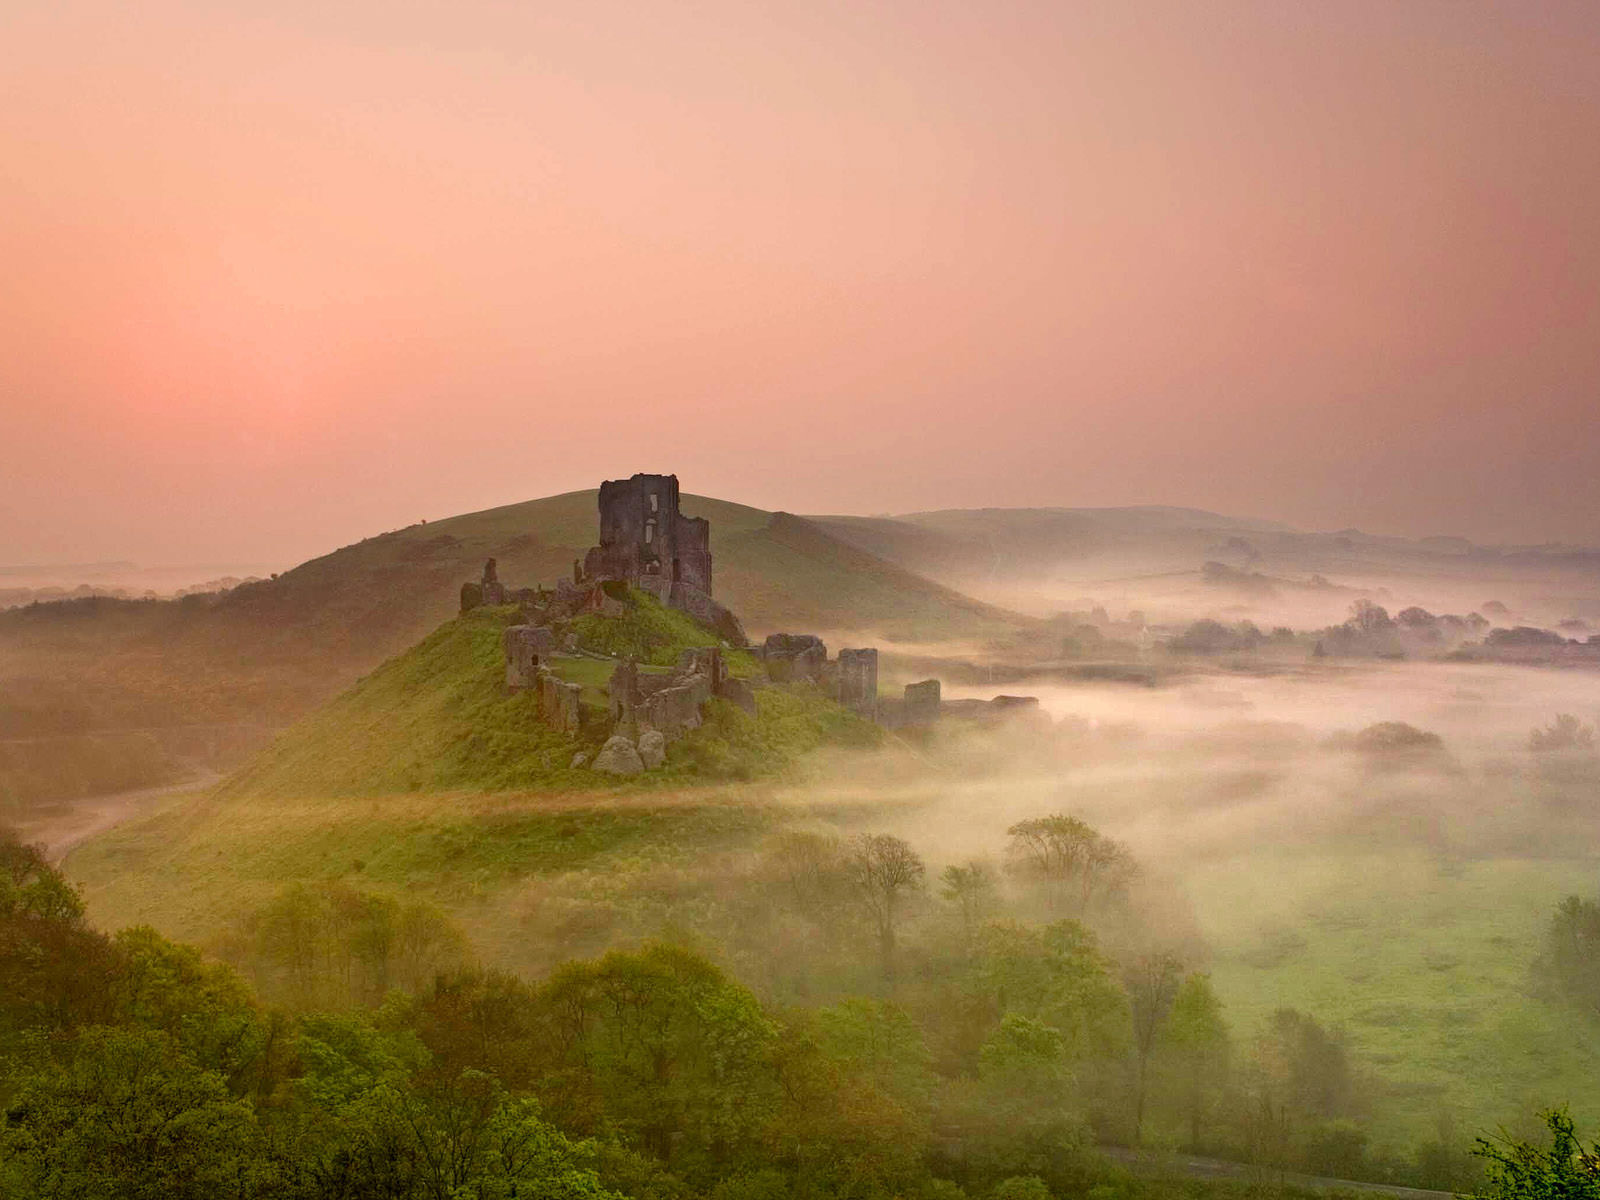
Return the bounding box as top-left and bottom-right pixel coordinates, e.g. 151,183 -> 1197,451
2,816 -> 1491,1199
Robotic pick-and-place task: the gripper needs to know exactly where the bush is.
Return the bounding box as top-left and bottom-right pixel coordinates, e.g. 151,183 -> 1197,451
991,1176 -> 1053,1200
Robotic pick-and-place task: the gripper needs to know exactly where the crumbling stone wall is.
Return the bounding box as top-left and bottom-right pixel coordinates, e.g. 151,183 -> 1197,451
480,558 -> 506,606
503,624 -> 552,691
837,648 -> 878,717
583,474 -> 712,595
761,633 -> 827,683
536,669 -> 582,734
640,673 -> 711,737
903,679 -> 941,726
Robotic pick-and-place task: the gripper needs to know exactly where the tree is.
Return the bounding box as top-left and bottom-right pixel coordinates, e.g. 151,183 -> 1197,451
975,921 -> 1127,1063
1163,973 -> 1230,1150
1240,1008 -> 1356,1169
1005,815 -> 1131,915
0,832 -> 118,1045
941,860 -> 998,950
0,1027 -> 271,1200
534,943 -> 779,1165
847,834 -> 926,984
1529,714 -> 1597,754
1473,1108 -> 1600,1200
1124,953 -> 1184,1145
1534,895 -> 1600,1014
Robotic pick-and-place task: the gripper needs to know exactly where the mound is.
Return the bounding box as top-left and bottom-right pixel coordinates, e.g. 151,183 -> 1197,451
222,597 -> 878,800
0,490 -> 1025,801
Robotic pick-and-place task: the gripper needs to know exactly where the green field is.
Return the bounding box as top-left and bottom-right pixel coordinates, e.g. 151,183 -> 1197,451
1184,846 -> 1600,1145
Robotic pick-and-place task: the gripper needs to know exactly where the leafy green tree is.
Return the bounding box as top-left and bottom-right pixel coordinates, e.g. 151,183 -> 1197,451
0,1026 -> 271,1200
535,944 -> 779,1169
109,925 -> 288,1099
941,861 -> 999,952
1123,952 -> 1183,1145
815,997 -> 936,1116
768,1008 -> 931,1197
990,1177 -> 1053,1200
940,1015 -> 1092,1194
1004,816 -> 1131,915
0,833 -> 118,1051
1473,1109 -> 1600,1200
1162,973 -> 1229,1150
975,922 -> 1127,1062
1237,1008 -> 1356,1169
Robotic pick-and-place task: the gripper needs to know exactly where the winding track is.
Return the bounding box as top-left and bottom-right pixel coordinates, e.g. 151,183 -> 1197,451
12,765 -> 221,864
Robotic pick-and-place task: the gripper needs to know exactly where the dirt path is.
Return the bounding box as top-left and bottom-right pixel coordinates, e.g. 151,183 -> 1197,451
1099,1147 -> 1455,1199
12,765 -> 223,864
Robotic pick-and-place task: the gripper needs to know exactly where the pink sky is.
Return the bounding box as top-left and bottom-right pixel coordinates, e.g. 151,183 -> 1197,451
2,0 -> 1597,566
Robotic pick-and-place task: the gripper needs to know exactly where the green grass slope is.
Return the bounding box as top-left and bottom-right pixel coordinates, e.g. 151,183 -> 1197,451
0,491 -> 1025,802
220,594 -> 880,801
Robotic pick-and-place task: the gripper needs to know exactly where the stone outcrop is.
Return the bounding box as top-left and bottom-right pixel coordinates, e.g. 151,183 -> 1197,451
592,735 -> 645,775
641,673 -> 711,737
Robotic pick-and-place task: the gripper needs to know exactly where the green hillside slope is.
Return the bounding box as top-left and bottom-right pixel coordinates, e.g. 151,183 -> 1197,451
221,597 -> 878,801
0,491 -> 1026,803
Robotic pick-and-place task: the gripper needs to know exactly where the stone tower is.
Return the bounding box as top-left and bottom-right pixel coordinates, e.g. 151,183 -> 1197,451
582,474 -> 712,594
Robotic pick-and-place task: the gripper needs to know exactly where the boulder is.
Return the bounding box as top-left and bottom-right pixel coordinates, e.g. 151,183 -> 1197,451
637,729 -> 667,769
570,752 -> 590,769
592,735 -> 645,776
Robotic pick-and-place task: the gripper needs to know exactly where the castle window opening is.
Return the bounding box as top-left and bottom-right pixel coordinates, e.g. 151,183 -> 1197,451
649,494 -> 659,512
644,522 -> 654,544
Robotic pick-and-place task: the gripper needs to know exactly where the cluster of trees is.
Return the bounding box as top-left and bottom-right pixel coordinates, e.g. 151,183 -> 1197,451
2,820 -> 1486,1198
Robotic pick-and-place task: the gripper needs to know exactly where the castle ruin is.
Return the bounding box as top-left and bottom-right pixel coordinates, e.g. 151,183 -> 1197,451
580,474 -> 743,642
464,472 -> 1037,774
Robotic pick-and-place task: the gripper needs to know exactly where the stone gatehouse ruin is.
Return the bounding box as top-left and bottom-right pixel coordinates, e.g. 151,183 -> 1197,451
463,473 -> 1038,774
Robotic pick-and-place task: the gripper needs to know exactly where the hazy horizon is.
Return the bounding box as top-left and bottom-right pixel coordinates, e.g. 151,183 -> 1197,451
4,1 -> 1597,566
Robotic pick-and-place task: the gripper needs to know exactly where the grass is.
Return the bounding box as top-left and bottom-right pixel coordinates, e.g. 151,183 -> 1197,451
219,597 -> 877,800
1185,846 -> 1600,1147
219,606 -> 598,799
65,782 -> 790,954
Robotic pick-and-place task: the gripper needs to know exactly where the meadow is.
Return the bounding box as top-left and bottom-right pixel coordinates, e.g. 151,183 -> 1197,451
62,651 -> 1600,1162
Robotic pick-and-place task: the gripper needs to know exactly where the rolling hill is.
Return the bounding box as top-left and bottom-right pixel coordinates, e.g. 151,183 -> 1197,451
0,489 -> 1028,807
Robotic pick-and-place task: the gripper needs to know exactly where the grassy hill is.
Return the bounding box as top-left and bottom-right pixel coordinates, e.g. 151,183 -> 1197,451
219,592 -> 878,802
0,490 -> 1026,806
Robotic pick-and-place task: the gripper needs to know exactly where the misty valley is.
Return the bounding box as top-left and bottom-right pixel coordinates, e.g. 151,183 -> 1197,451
4,486 -> 1599,1200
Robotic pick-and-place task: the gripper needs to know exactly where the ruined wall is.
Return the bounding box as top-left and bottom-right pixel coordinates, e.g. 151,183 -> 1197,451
536,669 -> 582,734
640,673 -> 711,737
503,624 -> 553,691
761,633 -> 827,683
583,474 -> 712,596
837,648 -> 878,717
903,678 -> 942,726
